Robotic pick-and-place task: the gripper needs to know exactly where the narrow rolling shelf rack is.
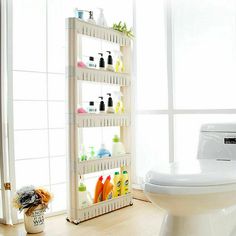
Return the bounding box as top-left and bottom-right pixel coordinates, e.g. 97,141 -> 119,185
66,17 -> 133,224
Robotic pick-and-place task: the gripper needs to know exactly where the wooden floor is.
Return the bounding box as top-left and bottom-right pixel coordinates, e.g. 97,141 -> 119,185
0,200 -> 165,236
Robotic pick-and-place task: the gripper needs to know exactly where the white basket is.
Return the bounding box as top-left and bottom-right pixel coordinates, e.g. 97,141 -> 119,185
78,154 -> 131,175
77,114 -> 130,127
75,193 -> 132,223
67,18 -> 131,46
77,68 -> 130,86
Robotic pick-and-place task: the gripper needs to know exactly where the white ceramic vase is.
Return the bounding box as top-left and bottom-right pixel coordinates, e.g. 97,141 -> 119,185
24,205 -> 45,234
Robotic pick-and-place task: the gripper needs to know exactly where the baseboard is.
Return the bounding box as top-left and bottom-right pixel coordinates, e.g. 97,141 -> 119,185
132,188 -> 150,202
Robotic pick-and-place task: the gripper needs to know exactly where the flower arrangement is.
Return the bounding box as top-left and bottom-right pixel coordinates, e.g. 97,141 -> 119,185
112,21 -> 134,38
13,186 -> 53,216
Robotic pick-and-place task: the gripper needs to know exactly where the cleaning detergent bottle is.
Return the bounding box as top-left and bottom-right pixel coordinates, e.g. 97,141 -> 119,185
78,183 -> 93,209
98,53 -> 105,70
113,172 -> 121,197
102,175 -> 113,201
106,51 -> 114,72
115,51 -> 125,73
94,176 -> 103,203
106,93 -> 115,113
121,171 -> 129,195
112,135 -> 125,157
114,91 -> 124,114
98,96 -> 105,113
97,144 -> 111,158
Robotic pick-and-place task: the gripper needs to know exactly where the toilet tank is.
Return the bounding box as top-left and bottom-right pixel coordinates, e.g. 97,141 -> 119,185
197,123 -> 236,160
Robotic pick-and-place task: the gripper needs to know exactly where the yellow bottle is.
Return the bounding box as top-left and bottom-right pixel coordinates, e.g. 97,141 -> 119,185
113,172 -> 121,197
121,170 -> 129,195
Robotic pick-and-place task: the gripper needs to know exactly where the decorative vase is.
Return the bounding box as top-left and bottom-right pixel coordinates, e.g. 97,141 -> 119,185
24,205 -> 45,234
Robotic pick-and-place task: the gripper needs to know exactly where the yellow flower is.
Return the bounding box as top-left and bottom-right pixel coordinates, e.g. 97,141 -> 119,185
35,188 -> 53,204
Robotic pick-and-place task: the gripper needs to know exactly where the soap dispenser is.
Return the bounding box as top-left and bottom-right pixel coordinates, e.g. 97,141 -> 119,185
87,11 -> 96,24
106,51 -> 114,72
98,53 -> 105,70
98,96 -> 105,113
106,93 -> 115,113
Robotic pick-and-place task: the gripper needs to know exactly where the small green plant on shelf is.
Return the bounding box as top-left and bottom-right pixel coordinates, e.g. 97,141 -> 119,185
112,21 -> 134,38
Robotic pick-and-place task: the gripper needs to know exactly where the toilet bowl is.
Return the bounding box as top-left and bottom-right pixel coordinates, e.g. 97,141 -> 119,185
144,124 -> 236,236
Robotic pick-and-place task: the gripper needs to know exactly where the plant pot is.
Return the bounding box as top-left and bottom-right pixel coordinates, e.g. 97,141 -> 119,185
24,205 -> 45,234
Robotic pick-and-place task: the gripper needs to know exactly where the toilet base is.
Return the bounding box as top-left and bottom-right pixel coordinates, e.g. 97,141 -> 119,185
160,210 -> 235,236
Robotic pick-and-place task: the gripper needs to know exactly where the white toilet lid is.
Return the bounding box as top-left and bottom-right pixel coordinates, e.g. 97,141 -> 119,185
146,159 -> 236,187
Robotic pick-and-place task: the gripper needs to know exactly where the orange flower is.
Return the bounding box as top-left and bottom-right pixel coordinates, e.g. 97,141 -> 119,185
35,188 -> 53,205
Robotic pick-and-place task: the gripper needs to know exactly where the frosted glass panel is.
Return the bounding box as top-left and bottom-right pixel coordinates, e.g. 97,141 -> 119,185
14,101 -> 47,129
82,128 -> 102,152
50,156 -> 66,184
47,0 -> 75,73
51,184 -> 67,212
174,114 -> 236,162
13,72 -> 47,100
136,0 -> 168,110
13,0 -> 46,71
173,0 -> 236,109
14,130 -> 48,159
48,74 -> 65,101
49,129 -> 66,156
136,115 -> 169,181
48,102 -> 65,128
15,159 -> 49,187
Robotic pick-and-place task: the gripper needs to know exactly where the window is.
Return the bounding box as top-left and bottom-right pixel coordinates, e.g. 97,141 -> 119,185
135,0 -> 236,184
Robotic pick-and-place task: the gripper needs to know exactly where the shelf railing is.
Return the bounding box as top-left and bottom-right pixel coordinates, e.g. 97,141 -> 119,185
67,17 -> 131,46
77,67 -> 130,86
73,193 -> 132,224
78,154 -> 131,175
77,113 -> 130,127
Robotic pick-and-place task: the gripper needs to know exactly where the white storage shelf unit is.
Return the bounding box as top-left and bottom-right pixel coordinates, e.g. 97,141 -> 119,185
66,17 -> 133,224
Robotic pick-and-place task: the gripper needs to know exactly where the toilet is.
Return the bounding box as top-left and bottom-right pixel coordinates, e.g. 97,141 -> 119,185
144,123 -> 236,236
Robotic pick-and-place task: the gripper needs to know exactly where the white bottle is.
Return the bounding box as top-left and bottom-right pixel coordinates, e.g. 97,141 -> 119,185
112,135 -> 126,157
97,8 -> 107,27
78,183 -> 92,209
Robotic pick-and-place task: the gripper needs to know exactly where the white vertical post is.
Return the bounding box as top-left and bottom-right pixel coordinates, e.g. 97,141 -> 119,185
66,18 -> 78,221
165,0 -> 175,163
120,43 -> 132,197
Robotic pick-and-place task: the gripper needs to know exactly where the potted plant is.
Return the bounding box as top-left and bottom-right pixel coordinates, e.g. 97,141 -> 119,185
13,185 -> 53,234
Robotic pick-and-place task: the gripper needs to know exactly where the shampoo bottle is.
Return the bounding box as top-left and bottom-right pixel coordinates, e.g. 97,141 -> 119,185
106,93 -> 115,113
94,176 -> 103,203
98,53 -> 105,70
98,96 -> 105,113
106,51 -> 114,72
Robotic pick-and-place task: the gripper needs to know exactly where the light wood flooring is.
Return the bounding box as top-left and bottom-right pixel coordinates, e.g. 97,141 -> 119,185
0,200 -> 165,236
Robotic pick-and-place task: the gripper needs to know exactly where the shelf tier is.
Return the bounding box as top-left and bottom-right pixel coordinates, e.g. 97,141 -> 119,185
78,154 -> 131,175
77,113 -> 130,128
67,17 -> 131,46
77,67 -> 130,86
73,193 -> 132,223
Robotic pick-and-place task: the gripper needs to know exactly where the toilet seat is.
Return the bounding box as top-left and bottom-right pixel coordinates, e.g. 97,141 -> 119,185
145,159 -> 236,195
